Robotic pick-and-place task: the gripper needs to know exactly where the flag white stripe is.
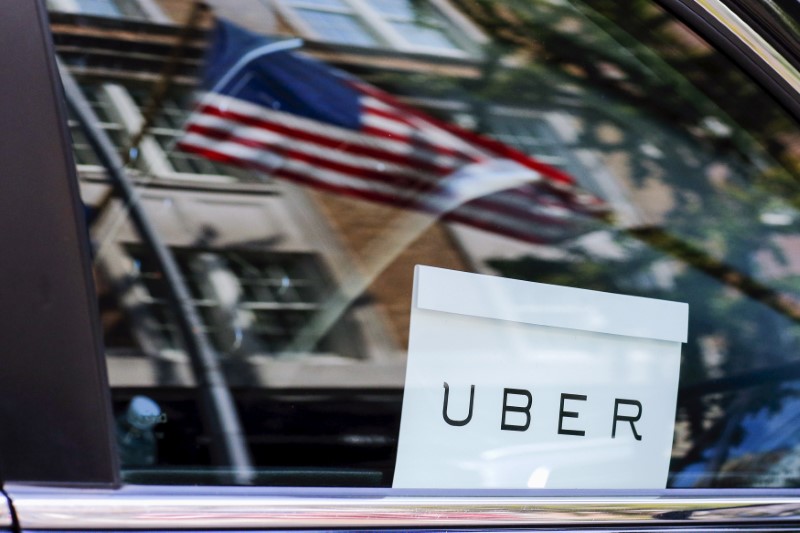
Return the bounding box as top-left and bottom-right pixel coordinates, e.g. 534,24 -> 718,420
361,95 -> 491,159
180,133 -> 431,200
186,115 -> 430,178
184,124 -> 561,218
186,91 -> 592,242
194,93 -> 472,167
181,130 -> 530,212
186,112 -> 467,177
180,133 -> 570,236
361,112 -> 483,162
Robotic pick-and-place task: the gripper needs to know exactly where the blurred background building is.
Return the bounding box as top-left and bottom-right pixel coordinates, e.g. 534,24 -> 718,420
48,0 -> 626,387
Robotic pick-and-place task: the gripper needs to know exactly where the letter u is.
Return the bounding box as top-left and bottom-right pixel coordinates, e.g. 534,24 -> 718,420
442,382 -> 475,426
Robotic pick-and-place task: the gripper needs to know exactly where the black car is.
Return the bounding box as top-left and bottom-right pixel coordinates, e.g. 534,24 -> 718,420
1,0 -> 800,530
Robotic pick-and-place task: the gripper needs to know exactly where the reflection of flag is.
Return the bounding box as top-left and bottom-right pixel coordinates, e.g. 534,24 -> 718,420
178,20 -> 605,244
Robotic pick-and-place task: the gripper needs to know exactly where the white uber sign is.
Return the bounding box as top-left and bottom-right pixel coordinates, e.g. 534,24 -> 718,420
393,266 -> 688,489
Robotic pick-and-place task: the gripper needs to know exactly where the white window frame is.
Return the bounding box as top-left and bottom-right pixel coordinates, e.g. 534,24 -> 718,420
48,0 -> 171,23
275,0 -> 487,57
78,82 -> 238,183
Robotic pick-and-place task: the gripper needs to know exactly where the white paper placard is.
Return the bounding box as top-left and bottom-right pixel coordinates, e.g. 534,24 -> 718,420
393,265 -> 688,489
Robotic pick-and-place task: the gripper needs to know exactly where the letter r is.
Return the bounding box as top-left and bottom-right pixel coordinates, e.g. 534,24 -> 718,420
612,398 -> 643,441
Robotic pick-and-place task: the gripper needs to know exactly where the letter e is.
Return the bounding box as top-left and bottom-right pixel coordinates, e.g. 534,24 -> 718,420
558,393 -> 587,436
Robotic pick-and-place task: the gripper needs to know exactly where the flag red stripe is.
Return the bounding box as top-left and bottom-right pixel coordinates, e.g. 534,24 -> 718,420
360,122 -> 481,164
195,104 -> 474,171
353,82 -> 577,189
180,141 -> 564,244
361,106 -> 483,162
177,139 -> 573,230
185,123 -> 445,189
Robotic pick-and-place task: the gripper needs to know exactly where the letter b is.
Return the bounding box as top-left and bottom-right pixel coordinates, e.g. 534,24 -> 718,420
501,388 -> 532,431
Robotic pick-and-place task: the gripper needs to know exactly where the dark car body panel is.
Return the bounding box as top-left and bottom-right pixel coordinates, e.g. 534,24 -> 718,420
0,0 -> 116,485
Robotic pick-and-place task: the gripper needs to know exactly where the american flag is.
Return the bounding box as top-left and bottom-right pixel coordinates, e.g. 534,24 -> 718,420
178,20 -> 606,244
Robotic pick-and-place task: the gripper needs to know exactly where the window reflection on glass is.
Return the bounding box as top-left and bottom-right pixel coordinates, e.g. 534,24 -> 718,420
390,20 -> 460,49
285,0 -> 473,52
365,0 -> 463,50
122,246 -> 348,358
66,0 -> 146,18
292,8 -> 379,46
292,0 -> 351,7
56,0 -> 800,488
77,0 -> 124,16
366,0 -> 415,18
126,89 -> 255,180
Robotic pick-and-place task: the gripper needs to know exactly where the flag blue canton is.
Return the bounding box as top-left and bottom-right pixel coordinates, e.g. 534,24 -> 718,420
204,19 -> 362,130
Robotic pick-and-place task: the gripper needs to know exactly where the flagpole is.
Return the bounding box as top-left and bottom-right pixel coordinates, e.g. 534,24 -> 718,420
209,38 -> 303,95
59,62 -> 255,484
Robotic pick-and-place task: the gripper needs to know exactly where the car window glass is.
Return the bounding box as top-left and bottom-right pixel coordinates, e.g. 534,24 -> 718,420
54,0 -> 800,488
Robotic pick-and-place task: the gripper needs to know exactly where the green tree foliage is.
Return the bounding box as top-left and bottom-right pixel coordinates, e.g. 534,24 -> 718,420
447,0 -> 800,485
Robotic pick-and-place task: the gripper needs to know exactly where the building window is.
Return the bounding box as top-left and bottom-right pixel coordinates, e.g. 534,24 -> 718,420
485,110 -> 600,196
75,0 -> 143,18
48,0 -> 145,18
286,0 -> 380,47
119,246 -> 361,358
126,89 -> 255,181
73,82 -> 256,182
68,110 -> 104,167
281,0 -> 483,55
67,87 -> 128,167
364,0 -> 462,49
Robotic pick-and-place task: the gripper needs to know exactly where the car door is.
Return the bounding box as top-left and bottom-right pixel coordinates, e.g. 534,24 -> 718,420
4,0 -> 800,531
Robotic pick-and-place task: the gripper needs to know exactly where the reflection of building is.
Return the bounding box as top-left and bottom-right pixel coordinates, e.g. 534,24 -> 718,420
50,0 -> 604,389
50,0 -> 744,392
52,0 -> 493,390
